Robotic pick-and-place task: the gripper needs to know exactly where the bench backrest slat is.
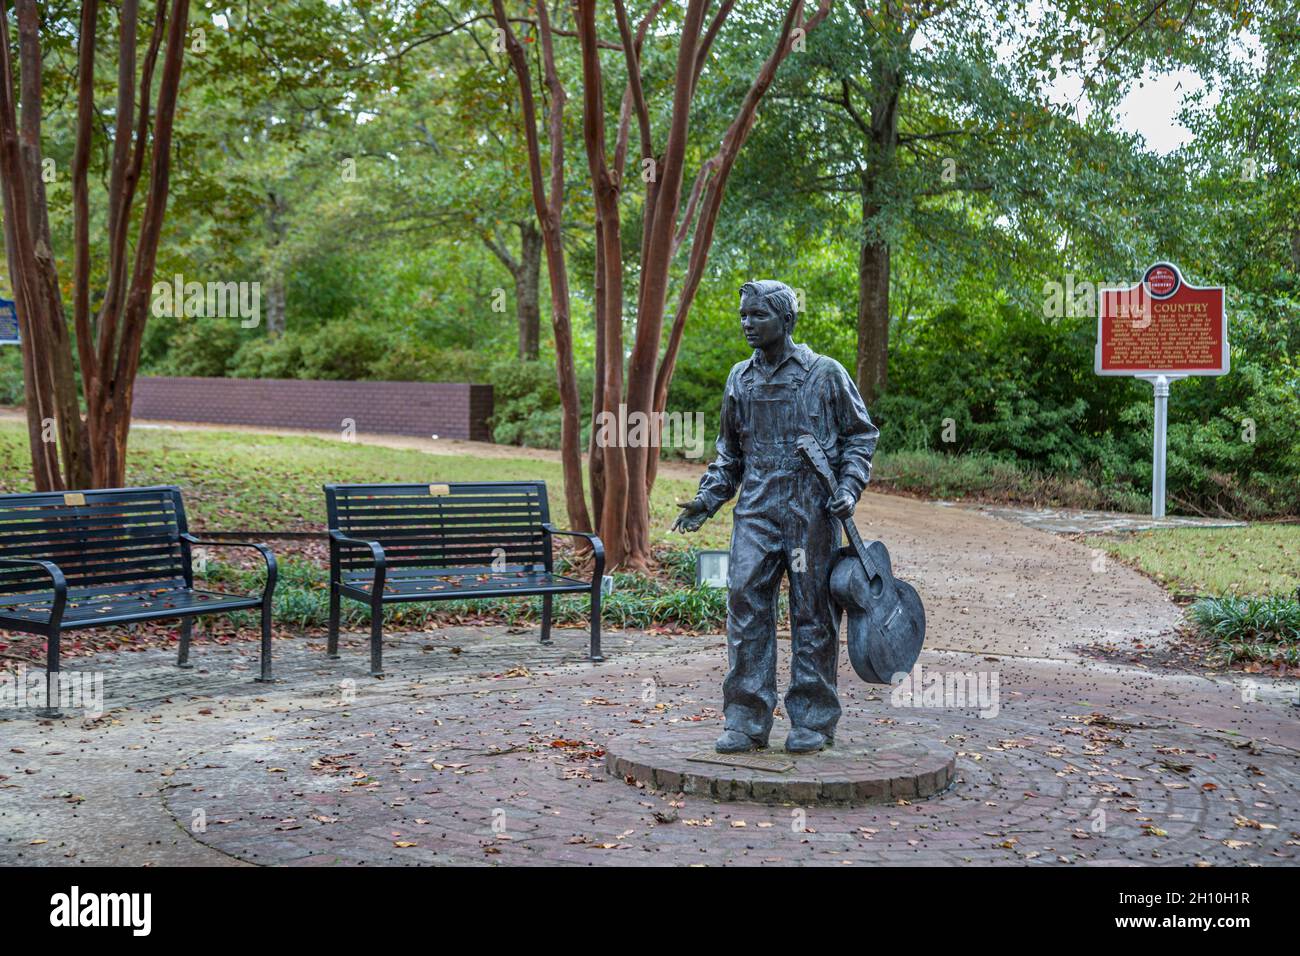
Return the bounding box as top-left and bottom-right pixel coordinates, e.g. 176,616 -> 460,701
0,486 -> 188,596
325,482 -> 551,571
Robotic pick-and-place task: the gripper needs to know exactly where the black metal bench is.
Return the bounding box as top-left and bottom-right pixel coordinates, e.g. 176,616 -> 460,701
324,481 -> 604,676
0,485 -> 277,717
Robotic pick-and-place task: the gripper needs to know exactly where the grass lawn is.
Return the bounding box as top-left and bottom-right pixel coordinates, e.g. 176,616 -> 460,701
0,420 -> 736,549
1086,524 -> 1300,598
1088,524 -> 1300,672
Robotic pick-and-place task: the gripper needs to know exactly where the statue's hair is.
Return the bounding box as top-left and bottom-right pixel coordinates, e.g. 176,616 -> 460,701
739,280 -> 797,333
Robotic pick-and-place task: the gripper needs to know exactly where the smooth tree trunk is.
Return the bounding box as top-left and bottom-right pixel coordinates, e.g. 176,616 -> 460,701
576,0 -> 633,569
515,220 -> 541,360
482,219 -> 543,362
264,190 -> 288,335
634,1 -> 830,565
856,216 -> 890,404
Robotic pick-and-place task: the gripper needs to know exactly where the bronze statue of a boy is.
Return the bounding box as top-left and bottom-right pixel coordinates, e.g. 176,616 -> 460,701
674,280 -> 878,754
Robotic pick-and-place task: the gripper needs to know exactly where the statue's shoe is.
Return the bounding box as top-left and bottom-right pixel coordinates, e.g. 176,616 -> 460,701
785,728 -> 833,753
715,729 -> 767,753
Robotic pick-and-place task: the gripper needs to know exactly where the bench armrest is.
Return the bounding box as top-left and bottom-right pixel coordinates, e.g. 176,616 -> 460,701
541,524 -> 606,582
328,532 -> 388,599
328,531 -> 388,566
0,557 -> 69,625
180,534 -> 278,600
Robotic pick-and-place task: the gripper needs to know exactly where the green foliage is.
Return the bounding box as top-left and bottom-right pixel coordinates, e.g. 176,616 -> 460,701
147,320 -> 246,378
1189,595 -> 1300,666
488,357 -> 594,449
5,0 -> 1295,524
228,332 -> 306,380
0,349 -> 24,406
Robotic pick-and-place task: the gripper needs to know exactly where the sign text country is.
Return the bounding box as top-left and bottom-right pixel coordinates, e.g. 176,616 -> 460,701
1096,262 -> 1228,375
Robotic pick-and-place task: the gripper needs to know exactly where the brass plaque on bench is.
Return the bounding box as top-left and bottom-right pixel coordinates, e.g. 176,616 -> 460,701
63,492 -> 86,506
429,484 -> 450,496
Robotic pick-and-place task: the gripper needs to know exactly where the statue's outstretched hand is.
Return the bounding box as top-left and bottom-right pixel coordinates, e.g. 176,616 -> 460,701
673,498 -> 709,533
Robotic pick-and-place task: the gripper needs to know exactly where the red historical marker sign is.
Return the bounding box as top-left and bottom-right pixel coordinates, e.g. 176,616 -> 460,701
1095,262 -> 1228,376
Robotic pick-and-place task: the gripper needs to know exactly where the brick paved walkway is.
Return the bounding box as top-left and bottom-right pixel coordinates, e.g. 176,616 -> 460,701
3,623 -> 1296,866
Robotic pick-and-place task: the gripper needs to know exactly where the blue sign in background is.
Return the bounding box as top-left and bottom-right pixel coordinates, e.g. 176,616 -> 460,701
0,298 -> 18,344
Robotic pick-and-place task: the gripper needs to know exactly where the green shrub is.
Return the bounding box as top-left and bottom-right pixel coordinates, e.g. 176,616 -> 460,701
296,320 -> 392,380
0,348 -> 24,405
367,343 -> 485,383
872,302 -> 1300,517
487,357 -> 591,448
144,318 -> 245,378
230,333 -> 306,379
1189,594 -> 1300,665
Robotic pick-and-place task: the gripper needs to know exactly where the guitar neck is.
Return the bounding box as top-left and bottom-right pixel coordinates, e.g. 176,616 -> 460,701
838,514 -> 880,580
807,453 -> 883,581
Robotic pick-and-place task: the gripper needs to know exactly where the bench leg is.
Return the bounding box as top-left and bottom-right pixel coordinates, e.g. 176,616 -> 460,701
255,600 -> 274,683
589,586 -> 603,663
369,603 -> 384,678
540,593 -> 553,645
327,582 -> 341,658
39,628 -> 63,719
177,618 -> 194,668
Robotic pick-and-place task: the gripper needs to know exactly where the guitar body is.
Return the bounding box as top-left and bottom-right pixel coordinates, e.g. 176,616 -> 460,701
793,432 -> 926,686
831,543 -> 926,684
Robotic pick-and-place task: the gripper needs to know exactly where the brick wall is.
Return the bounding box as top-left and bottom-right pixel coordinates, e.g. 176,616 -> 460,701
131,377 -> 494,441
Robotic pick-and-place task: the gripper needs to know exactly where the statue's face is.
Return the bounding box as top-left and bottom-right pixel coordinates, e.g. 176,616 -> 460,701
739,294 -> 786,350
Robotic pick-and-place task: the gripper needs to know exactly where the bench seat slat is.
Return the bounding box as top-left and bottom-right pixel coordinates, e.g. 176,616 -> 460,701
336,516 -> 543,534
335,509 -> 543,522
340,570 -> 590,601
0,585 -> 260,629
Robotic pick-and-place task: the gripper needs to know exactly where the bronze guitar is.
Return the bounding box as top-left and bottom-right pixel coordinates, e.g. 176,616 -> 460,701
796,434 -> 926,684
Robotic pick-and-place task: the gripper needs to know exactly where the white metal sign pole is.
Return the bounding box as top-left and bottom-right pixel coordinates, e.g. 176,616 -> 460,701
1150,374 -> 1169,518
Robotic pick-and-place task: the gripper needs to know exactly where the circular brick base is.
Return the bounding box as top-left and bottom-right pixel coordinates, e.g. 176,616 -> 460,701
605,722 -> 956,805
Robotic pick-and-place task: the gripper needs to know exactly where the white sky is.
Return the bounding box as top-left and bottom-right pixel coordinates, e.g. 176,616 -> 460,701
974,3 -> 1264,157
1047,66 -> 1212,156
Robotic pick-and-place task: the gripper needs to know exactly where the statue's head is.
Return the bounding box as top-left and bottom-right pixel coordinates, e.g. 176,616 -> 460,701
739,280 -> 797,350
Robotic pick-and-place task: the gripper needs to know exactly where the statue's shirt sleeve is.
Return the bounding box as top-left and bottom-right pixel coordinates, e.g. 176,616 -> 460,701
695,365 -> 745,516
826,360 -> 878,497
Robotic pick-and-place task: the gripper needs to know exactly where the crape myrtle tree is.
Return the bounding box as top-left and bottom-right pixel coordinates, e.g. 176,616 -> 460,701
0,0 -> 189,489
484,0 -> 832,570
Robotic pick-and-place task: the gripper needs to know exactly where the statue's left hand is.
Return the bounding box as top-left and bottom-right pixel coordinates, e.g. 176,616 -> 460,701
827,486 -> 857,519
